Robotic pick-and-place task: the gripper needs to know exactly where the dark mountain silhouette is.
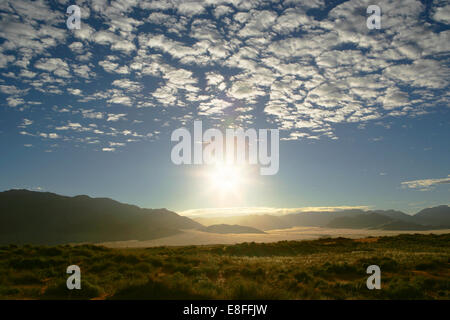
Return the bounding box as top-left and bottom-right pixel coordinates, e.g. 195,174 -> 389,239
413,205 -> 450,227
374,220 -> 432,231
195,206 -> 450,231
281,210 -> 363,227
0,189 -> 202,245
326,206 -> 450,230
326,213 -> 430,230
196,214 -> 290,231
193,215 -> 284,230
195,210 -> 376,230
198,224 -> 265,234
326,213 -> 392,229
195,211 -> 364,231
372,210 -> 417,223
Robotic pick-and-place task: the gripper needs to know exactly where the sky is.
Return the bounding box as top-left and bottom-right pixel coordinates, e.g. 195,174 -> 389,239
0,0 -> 449,216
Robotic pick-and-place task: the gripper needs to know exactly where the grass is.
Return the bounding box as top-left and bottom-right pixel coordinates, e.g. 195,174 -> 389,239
0,233 -> 448,299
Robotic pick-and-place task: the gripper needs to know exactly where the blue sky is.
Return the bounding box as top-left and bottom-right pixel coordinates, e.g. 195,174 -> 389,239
0,0 -> 449,215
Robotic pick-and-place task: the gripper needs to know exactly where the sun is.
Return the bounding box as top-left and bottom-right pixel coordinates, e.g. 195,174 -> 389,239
195,163 -> 257,204
207,164 -> 244,195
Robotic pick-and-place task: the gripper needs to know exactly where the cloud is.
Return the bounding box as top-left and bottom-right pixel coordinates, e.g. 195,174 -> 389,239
177,1 -> 206,16
206,72 -> 225,86
228,80 -> 265,101
6,97 -> 24,107
378,87 -> 410,110
214,5 -> 233,18
39,132 -> 59,139
273,8 -> 310,34
20,119 -> 33,127
432,3 -> 450,24
0,85 -> 27,95
112,79 -> 143,92
141,33 -> 206,61
0,52 -> 15,68
68,88 -> 82,96
107,95 -> 133,106
198,98 -> 232,116
1,0 -> 448,148
34,58 -> 70,78
107,113 -> 127,122
238,10 -> 278,38
81,109 -> 103,119
401,175 -> 450,191
73,64 -> 94,79
109,142 -> 125,147
92,29 -> 136,53
68,41 -> 83,53
99,60 -> 130,74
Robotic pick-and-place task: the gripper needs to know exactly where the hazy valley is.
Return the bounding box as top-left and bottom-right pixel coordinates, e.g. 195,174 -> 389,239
1,189 -> 449,246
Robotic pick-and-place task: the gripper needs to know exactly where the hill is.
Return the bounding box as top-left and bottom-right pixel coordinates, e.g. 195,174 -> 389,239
372,210 -> 417,223
198,224 -> 265,234
374,220 -> 432,231
194,206 -> 450,231
281,210 -> 363,227
195,214 -> 289,230
414,205 -> 450,227
326,213 -> 430,230
326,213 -> 393,229
0,189 -> 202,245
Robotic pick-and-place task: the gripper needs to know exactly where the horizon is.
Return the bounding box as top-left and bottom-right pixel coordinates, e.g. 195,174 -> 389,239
2,187 -> 448,217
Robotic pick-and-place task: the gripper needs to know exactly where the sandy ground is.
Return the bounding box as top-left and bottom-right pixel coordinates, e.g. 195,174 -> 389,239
100,227 -> 450,248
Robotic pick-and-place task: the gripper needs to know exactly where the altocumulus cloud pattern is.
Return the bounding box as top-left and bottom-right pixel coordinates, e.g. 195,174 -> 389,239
0,0 -> 449,152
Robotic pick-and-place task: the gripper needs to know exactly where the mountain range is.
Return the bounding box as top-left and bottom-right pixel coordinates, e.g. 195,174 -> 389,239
0,189 -> 448,245
198,224 -> 265,234
0,189 -> 201,245
195,206 -> 450,231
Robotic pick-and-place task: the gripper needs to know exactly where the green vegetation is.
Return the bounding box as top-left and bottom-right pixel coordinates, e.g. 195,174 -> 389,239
0,233 -> 449,300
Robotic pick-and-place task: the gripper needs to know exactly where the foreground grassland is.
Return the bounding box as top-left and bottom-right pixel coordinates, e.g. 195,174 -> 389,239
0,233 -> 449,299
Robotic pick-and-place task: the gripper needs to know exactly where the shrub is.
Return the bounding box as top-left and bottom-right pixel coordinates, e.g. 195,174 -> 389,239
385,278 -> 426,300
42,280 -> 102,300
42,280 -> 101,299
110,277 -> 209,300
10,272 -> 42,285
294,271 -> 312,283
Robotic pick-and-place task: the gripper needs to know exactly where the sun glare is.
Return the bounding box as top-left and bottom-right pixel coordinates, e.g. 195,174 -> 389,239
208,164 -> 244,195
194,163 -> 257,204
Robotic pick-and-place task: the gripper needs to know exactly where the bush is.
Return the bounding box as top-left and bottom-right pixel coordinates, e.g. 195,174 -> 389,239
385,279 -> 426,300
0,285 -> 20,296
111,277 -> 209,300
135,262 -> 152,273
294,271 -> 312,283
227,280 -> 290,299
38,247 -> 63,257
42,280 -> 101,299
10,272 -> 42,285
415,261 -> 440,271
356,256 -> 398,272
